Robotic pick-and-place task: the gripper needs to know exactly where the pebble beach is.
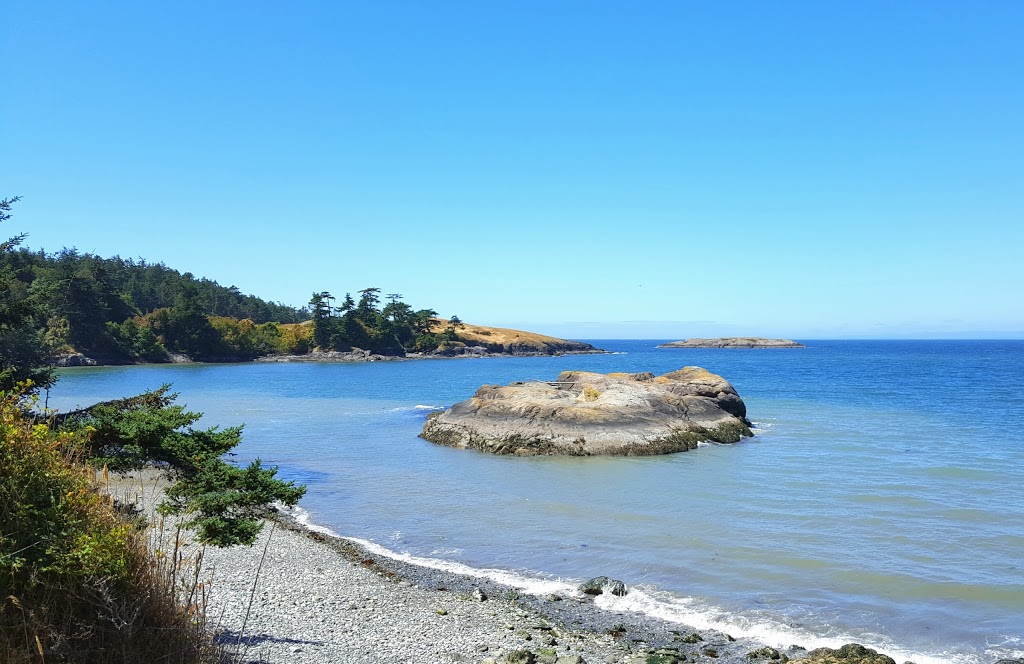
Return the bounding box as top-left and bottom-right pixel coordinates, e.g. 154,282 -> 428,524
110,470 -> 798,664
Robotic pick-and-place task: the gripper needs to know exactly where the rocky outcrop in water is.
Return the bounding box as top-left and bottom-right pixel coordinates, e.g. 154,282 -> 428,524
53,352 -> 98,367
421,367 -> 752,456
255,348 -> 401,363
658,338 -> 804,348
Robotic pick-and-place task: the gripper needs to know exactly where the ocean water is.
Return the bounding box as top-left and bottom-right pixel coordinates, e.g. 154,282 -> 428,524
48,340 -> 1024,663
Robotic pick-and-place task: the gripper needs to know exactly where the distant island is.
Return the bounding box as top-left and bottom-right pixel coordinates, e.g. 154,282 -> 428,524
659,337 -> 805,349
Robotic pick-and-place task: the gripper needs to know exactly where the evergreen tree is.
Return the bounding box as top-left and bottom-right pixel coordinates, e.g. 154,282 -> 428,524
308,291 -> 335,349
0,197 -> 54,392
356,287 -> 381,328
164,282 -> 223,357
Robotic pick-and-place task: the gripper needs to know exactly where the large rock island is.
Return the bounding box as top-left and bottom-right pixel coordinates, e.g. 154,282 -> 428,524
421,367 -> 752,456
659,337 -> 805,348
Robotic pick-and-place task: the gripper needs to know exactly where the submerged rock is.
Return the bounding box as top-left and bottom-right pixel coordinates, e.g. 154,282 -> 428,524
421,367 -> 752,456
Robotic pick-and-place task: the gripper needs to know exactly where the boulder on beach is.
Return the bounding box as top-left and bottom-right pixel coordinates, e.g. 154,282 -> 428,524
658,338 -> 804,348
578,576 -> 628,597
800,644 -> 896,664
420,367 -> 752,456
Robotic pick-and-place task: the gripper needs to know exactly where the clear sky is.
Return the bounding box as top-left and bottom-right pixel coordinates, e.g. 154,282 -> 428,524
3,1 -> 1022,338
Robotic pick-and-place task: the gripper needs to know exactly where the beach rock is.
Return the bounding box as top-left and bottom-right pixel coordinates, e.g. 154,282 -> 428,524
606,579 -> 627,596
504,650 -> 537,664
53,352 -> 98,367
472,587 -> 488,601
578,577 -> 608,595
641,652 -> 685,664
556,656 -> 587,664
577,577 -> 628,596
801,644 -> 896,664
747,646 -> 787,661
658,337 -> 804,349
993,660 -> 1024,664
421,367 -> 752,456
537,650 -> 559,664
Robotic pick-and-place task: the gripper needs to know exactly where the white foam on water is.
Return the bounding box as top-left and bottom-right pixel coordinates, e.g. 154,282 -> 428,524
376,404 -> 447,414
286,504 -> 342,538
283,504 -> 995,664
344,536 -> 577,597
985,635 -> 1024,663
593,587 -> 985,664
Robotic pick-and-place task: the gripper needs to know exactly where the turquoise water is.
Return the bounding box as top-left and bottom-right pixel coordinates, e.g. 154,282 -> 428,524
49,341 -> 1024,663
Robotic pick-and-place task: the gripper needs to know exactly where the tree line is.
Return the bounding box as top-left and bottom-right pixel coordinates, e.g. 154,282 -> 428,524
1,226 -> 467,367
1,242 -> 310,364
308,288 -> 463,355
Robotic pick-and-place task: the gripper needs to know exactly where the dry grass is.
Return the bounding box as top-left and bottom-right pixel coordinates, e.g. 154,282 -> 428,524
1,394 -> 225,664
428,320 -> 571,349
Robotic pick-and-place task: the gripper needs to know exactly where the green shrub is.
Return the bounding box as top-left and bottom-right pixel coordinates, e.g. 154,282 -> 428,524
1,385 -> 219,663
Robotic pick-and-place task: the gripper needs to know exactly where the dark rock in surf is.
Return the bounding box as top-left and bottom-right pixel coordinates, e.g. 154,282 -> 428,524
577,576 -> 627,597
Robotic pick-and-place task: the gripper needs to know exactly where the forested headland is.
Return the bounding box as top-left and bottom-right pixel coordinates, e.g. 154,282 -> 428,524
1,244 -> 468,367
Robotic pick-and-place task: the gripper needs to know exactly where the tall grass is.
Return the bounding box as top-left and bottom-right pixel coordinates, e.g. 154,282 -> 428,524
1,389 -> 222,663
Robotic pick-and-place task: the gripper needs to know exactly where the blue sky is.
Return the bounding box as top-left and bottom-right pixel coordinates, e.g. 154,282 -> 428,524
3,1 -> 1022,338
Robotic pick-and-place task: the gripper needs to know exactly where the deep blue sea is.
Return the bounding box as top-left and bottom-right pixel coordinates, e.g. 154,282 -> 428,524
49,340 -> 1024,664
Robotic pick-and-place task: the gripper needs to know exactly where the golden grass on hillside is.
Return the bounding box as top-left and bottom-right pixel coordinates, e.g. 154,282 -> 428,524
428,320 -> 571,348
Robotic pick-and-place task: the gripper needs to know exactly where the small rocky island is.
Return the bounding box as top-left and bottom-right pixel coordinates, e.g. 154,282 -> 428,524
659,337 -> 805,348
421,367 -> 752,456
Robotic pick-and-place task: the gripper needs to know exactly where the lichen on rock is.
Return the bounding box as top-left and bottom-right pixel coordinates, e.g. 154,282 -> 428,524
421,367 -> 753,456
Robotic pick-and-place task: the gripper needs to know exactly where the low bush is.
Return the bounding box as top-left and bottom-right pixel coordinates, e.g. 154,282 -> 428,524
0,386 -> 219,663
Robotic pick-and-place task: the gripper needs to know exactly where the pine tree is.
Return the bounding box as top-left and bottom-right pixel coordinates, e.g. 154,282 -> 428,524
0,197 -> 54,392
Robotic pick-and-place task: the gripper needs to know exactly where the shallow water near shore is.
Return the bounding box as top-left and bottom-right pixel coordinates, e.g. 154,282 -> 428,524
50,340 -> 1024,663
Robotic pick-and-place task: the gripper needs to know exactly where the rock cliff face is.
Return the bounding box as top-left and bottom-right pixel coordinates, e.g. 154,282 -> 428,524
658,337 -> 804,348
421,367 -> 752,456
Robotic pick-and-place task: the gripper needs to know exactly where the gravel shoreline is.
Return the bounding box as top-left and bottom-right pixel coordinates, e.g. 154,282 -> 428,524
106,470 -> 880,664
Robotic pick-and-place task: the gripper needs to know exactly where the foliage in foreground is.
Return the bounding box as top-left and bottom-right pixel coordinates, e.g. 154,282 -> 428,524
0,387 -> 220,663
67,385 -> 306,547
